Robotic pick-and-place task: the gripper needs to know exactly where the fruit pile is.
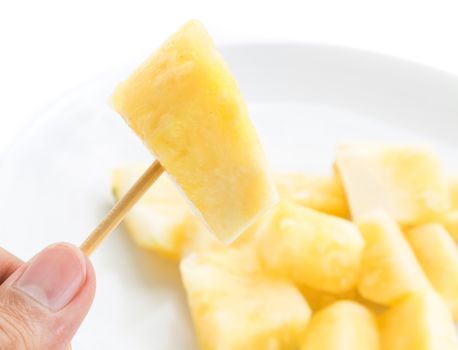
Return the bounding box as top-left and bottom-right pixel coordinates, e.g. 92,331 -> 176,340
112,144 -> 458,350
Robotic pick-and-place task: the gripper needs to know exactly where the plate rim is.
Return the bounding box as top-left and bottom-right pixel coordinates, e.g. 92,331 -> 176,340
2,41 -> 458,165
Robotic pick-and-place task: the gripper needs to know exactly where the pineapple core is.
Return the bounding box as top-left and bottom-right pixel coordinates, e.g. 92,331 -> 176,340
112,20 -> 278,243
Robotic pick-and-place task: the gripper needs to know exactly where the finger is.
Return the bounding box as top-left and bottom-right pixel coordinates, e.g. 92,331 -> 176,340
0,247 -> 23,283
0,243 -> 96,350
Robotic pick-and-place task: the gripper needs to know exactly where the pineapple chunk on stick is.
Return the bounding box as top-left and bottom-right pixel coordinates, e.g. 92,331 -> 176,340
181,247 -> 311,350
112,20 -> 278,243
112,165 -> 220,259
405,223 -> 458,320
357,211 -> 431,305
301,301 -> 380,350
257,201 -> 364,293
380,291 -> 458,350
336,144 -> 450,226
275,173 -> 350,218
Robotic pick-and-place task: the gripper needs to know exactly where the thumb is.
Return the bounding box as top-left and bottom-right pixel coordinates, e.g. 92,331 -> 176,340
0,243 -> 96,350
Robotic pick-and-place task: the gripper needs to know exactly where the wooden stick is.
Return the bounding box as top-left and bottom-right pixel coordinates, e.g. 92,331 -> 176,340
80,160 -> 164,256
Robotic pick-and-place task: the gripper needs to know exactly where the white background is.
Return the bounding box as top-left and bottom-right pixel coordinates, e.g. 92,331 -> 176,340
1,0 -> 457,153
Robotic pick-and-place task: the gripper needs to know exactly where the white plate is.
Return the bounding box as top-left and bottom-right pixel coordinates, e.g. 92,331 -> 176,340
0,43 -> 457,349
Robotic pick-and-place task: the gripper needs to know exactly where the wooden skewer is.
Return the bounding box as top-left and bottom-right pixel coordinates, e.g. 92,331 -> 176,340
80,160 -> 164,256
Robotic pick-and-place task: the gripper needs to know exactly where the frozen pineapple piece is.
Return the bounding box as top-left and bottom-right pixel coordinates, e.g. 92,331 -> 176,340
380,291 -> 458,350
405,223 -> 458,320
112,165 -> 220,259
180,247 -> 311,350
257,201 -> 364,293
275,173 -> 350,217
301,301 -> 380,350
336,144 -> 450,226
112,20 -> 278,243
357,211 -> 430,305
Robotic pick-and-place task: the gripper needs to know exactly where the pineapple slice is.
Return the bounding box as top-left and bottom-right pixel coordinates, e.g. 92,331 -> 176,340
112,21 -> 278,243
380,291 -> 458,350
336,144 -> 450,226
112,165 -> 220,259
441,210 -> 458,243
180,247 -> 311,350
357,211 -> 430,305
275,173 -> 350,218
405,223 -> 458,320
257,201 -> 364,293
301,301 -> 380,350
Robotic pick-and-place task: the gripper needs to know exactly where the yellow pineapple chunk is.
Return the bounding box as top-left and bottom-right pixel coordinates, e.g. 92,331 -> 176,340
441,210 -> 458,243
405,223 -> 458,320
301,301 -> 380,350
450,177 -> 458,210
257,201 -> 364,293
180,247 -> 311,350
275,173 -> 350,217
380,291 -> 458,350
336,144 -> 450,226
112,165 -> 220,259
112,20 -> 278,243
357,211 -> 430,305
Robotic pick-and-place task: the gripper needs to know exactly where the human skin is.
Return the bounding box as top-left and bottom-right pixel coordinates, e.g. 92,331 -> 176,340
0,243 -> 96,349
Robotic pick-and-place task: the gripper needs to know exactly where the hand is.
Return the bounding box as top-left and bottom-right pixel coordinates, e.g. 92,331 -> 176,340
0,243 -> 96,349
